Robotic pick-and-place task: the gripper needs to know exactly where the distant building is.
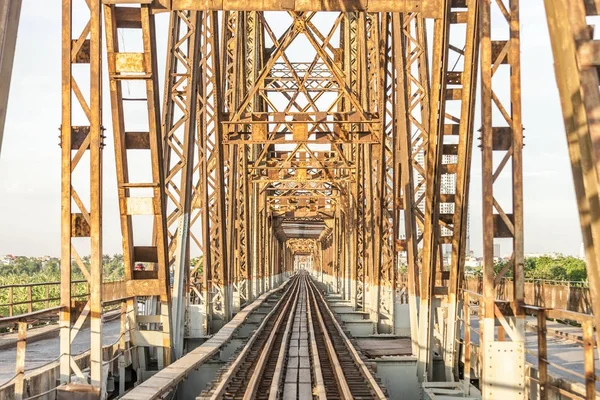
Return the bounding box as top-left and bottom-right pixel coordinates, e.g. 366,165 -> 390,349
440,155 -> 457,238
465,255 -> 481,268
494,244 -> 501,258
0,254 -> 15,265
412,150 -> 460,240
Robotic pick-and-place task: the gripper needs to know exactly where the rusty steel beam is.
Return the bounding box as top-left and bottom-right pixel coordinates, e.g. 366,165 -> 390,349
197,11 -> 231,328
221,10 -> 253,307
544,0 -> 600,369
340,12 -> 360,310
104,2 -> 173,371
441,0 -> 480,381
399,11 -> 430,357
60,0 -> 103,390
480,0 -> 525,397
0,0 -> 20,156
370,12 -> 397,333
417,0 -> 451,381
244,10 -> 265,301
161,10 -> 202,360
137,0 -> 443,15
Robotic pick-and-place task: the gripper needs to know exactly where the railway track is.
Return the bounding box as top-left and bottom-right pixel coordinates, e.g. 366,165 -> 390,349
199,271 -> 387,399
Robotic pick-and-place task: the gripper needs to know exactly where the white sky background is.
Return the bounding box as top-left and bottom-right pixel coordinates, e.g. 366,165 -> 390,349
0,1 -> 583,257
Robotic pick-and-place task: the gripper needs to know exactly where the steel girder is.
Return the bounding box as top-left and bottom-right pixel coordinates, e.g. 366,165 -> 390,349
197,11 -> 231,329
416,0 -> 452,380
480,0 -> 526,397
133,0 -> 444,15
442,0 -> 480,381
398,11 -> 430,356
0,0 -> 20,156
415,0 -> 480,382
104,3 -> 173,371
221,10 -> 249,311
162,10 -> 202,359
544,0 -> 600,398
342,12 -> 361,311
60,0 -> 104,390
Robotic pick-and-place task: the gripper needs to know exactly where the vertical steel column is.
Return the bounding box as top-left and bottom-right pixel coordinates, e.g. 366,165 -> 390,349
441,0 -> 480,380
0,0 -> 21,155
198,11 -> 231,328
342,12 -> 359,308
480,0 -> 525,397
340,209 -> 350,300
239,143 -> 251,299
354,13 -> 370,312
221,10 -> 244,311
399,12 -> 430,355
245,11 -> 263,301
104,3 -> 172,370
391,13 -> 417,341
335,212 -> 343,293
364,13 -> 380,320
376,12 -> 398,334
60,0 -> 103,389
162,10 -> 201,360
544,0 -> 600,366
417,0 -> 452,381
355,148 -> 366,310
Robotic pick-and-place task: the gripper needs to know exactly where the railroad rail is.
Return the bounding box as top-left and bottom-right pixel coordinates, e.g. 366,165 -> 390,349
199,271 -> 386,400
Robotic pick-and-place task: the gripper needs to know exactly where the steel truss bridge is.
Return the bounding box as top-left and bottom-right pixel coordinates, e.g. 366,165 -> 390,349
1,0 -> 600,399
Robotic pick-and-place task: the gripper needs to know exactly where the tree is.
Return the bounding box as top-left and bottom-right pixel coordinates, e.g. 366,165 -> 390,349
465,255 -> 588,283
190,256 -> 204,275
562,256 -> 587,281
524,255 -> 586,282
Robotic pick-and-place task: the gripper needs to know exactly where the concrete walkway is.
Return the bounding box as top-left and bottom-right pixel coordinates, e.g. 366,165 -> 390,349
469,316 -> 600,392
0,323 -> 60,350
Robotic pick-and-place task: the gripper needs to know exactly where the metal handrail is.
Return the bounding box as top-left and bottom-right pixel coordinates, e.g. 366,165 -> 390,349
0,279 -> 129,318
0,280 -> 86,289
0,306 -> 63,328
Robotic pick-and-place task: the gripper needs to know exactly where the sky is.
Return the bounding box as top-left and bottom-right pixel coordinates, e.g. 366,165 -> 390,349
0,1 -> 584,257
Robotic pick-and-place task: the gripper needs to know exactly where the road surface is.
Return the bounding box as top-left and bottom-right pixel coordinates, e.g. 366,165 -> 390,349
0,319 -> 120,386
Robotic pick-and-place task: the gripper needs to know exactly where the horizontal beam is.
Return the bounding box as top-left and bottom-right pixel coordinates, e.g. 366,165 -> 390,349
268,195 -> 338,200
129,0 -> 443,15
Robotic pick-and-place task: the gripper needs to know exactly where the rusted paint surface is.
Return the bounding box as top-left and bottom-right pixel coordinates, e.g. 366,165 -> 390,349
464,278 -> 593,315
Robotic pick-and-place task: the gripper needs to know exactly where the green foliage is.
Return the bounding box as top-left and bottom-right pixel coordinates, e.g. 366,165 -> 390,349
102,254 -> 124,280
0,254 -> 126,317
472,255 -> 588,283
494,259 -> 512,277
398,264 -> 408,274
0,271 -> 88,317
190,256 -> 204,276
524,255 -> 587,282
